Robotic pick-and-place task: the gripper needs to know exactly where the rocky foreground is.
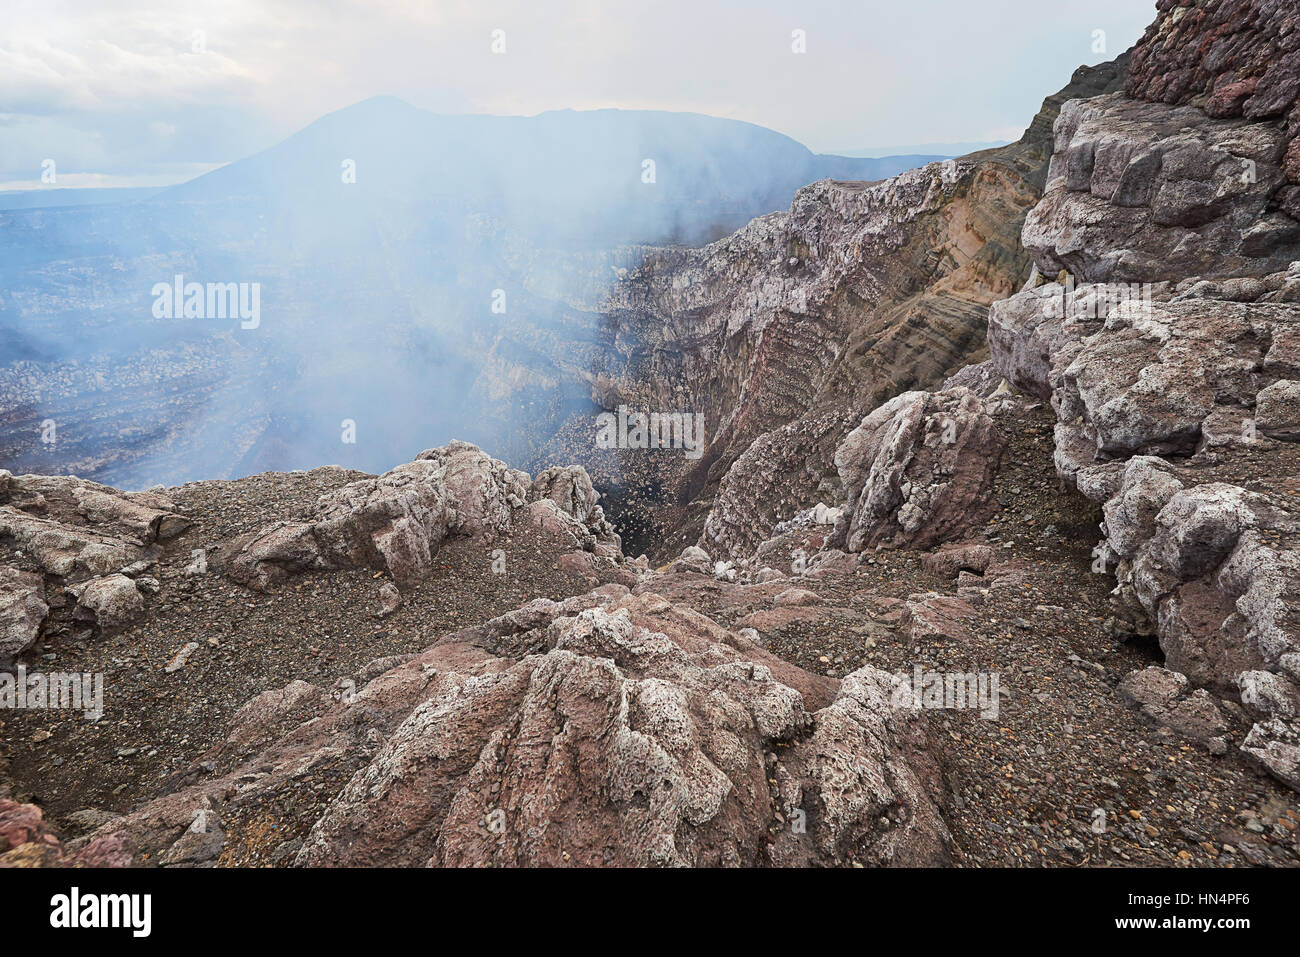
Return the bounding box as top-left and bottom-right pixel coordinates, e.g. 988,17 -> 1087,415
1,400 -> 1296,867
3,0 -> 1300,867
0,447 -> 953,867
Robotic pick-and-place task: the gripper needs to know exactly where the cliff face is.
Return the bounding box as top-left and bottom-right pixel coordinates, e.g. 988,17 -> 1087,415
976,1 -> 1300,794
577,0 -> 1300,795
1023,91 -> 1299,281
1023,0 -> 1300,284
1126,0 -> 1300,214
564,59 -> 1128,561
597,160 -> 1030,560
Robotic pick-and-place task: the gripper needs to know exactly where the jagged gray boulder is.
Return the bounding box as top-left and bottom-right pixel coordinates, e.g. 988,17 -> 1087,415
0,566 -> 48,660
1117,666 -> 1229,753
672,545 -> 713,575
68,574 -> 146,631
830,388 -> 1004,553
1255,379 -> 1300,440
228,442 -> 620,590
528,466 -> 598,525
1237,670 -> 1300,791
1102,461 -> 1299,693
1057,298 -> 1298,477
1023,92 -> 1300,283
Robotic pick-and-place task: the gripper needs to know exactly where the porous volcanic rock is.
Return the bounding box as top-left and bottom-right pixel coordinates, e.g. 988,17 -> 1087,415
0,566 -> 47,660
78,591 -> 951,868
0,799 -> 130,868
989,271 -> 1300,710
1237,669 -> 1300,791
1056,294 -> 1299,478
0,470 -> 188,639
68,573 -> 145,632
1117,666 -> 1230,752
829,388 -> 1004,553
227,442 -> 622,590
529,465 -> 599,525
1023,92 -> 1300,282
1126,0 -> 1300,205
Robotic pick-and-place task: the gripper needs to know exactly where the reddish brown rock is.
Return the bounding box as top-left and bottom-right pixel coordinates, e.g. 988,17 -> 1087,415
0,799 -> 129,868
79,592 -> 950,867
921,542 -> 996,579
733,605 -> 829,635
1126,0 -> 1300,184
557,551 -> 599,582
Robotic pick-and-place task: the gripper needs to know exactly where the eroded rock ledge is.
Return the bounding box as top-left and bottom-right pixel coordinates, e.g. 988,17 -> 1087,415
0,470 -> 190,659
73,590 -> 951,867
226,442 -> 625,591
986,69 -> 1300,791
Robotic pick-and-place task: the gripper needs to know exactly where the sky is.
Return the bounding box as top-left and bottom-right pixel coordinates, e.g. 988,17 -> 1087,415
0,0 -> 1156,189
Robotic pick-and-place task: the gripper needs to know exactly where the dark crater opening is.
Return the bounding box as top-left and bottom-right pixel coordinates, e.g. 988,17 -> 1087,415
595,476 -> 668,560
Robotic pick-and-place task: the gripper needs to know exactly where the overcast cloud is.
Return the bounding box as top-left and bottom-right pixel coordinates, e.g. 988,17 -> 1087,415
0,0 -> 1155,188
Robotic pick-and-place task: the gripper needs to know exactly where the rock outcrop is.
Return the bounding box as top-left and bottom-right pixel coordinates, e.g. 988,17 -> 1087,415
828,388 -> 1003,553
984,12 -> 1300,790
1024,1 -> 1300,285
8,0 -> 1300,870
1237,665 -> 1300,790
987,271 -> 1300,712
1126,0 -> 1300,215
76,590 -> 950,867
1023,93 -> 1300,282
228,442 -> 623,591
0,470 -> 189,649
